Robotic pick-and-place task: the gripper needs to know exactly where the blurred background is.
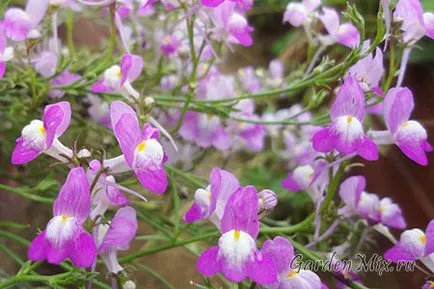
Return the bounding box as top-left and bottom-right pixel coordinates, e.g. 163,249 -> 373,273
2,0 -> 434,288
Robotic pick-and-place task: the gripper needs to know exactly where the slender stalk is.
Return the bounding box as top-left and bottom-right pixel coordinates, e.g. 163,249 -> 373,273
0,272 -> 71,289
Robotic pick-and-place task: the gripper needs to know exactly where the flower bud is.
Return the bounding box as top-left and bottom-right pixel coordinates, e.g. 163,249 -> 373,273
144,97 -> 154,106
123,280 -> 136,289
258,189 -> 278,212
77,148 -> 91,159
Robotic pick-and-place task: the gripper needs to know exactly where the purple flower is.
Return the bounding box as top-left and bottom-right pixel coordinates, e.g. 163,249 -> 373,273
33,51 -> 58,78
11,101 -> 73,165
184,168 -> 240,228
384,219 -> 434,262
283,0 -> 321,27
97,206 -> 137,273
394,0 -> 434,44
209,1 -> 254,47
201,0 -> 253,10
347,41 -> 384,92
370,87 -> 432,166
4,0 -> 49,41
282,162 -> 328,204
28,168 -> 96,267
261,237 -> 322,289
49,70 -> 81,99
88,160 -> 129,220
239,66 -> 261,93
91,54 -> 143,99
422,281 -> 434,289
0,24 -> 14,79
180,111 -> 231,150
338,176 -> 406,229
87,94 -> 111,128
319,7 -> 360,48
109,100 -> 168,194
197,186 -> 277,284
160,35 -> 180,57
228,100 -> 266,152
312,76 -> 379,161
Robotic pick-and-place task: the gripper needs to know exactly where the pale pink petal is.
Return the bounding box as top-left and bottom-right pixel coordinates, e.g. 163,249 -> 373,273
383,87 -> 414,134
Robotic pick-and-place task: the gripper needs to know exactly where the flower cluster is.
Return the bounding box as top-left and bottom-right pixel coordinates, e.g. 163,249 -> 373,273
1,0 -> 434,289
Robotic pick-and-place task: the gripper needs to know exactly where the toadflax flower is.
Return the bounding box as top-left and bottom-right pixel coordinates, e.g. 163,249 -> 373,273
369,87 -> 432,166
312,76 -> 379,161
184,168 -> 240,228
393,0 -> 434,86
318,7 -> 360,48
91,53 -> 144,100
4,0 -> 49,41
261,236 -> 323,289
97,206 -> 137,274
197,186 -> 277,284
283,0 -> 321,27
338,176 -> 406,229
201,0 -> 253,10
347,41 -> 384,93
384,219 -> 434,263
28,167 -> 97,267
0,24 -> 14,79
108,100 -> 168,194
11,101 -> 73,165
88,160 -> 129,220
208,1 -> 254,47
49,70 -> 82,99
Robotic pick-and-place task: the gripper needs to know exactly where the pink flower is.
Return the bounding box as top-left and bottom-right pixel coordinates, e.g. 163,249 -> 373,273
88,160 -> 129,220
385,219 -> 434,262
197,186 -> 277,284
91,53 -> 143,100
160,35 -> 180,57
28,168 -> 97,268
4,0 -> 49,41
97,206 -> 137,273
0,23 -> 14,79
370,87 -> 433,165
394,0 -> 434,44
49,70 -> 81,99
347,41 -> 384,92
109,101 -> 168,195
11,102 -> 73,165
209,1 -> 254,47
312,76 -> 379,161
33,51 -> 58,78
319,7 -> 360,48
184,168 -> 240,228
201,0 -> 253,10
338,176 -> 406,229
261,237 -> 323,289
283,0 -> 321,27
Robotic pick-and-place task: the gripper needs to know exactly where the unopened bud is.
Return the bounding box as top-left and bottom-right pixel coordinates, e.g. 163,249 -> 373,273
77,148 -> 91,159
144,97 -> 154,106
123,280 -> 136,289
258,189 -> 278,211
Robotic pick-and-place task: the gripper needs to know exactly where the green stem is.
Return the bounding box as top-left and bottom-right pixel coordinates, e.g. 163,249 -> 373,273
66,10 -> 76,57
0,272 -> 71,289
260,214 -> 315,234
118,231 -> 218,263
0,184 -> 54,204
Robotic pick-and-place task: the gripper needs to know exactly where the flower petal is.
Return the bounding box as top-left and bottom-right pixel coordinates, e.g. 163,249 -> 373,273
383,87 -> 414,134
330,76 -> 365,121
99,206 -> 137,253
69,231 -> 97,268
53,167 -> 91,222
220,186 -> 259,238
11,136 -> 41,165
